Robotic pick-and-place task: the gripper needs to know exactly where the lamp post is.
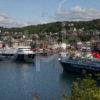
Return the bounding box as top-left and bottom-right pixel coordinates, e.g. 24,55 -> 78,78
61,22 -> 66,42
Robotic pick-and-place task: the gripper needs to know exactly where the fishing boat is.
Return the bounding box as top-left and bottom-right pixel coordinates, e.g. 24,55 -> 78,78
59,42 -> 100,75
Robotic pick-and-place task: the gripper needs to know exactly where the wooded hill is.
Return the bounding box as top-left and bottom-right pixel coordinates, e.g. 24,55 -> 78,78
1,19 -> 100,34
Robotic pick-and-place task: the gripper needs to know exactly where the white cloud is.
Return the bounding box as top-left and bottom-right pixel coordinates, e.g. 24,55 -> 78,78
0,11 -> 48,28
0,11 -> 34,28
0,12 -> 9,22
56,5 -> 100,21
72,5 -> 85,13
1,4 -> 100,28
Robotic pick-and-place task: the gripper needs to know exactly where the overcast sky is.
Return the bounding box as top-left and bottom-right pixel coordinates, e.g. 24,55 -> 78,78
0,0 -> 100,27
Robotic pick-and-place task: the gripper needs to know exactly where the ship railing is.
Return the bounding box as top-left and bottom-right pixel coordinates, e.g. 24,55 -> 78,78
61,55 -> 100,67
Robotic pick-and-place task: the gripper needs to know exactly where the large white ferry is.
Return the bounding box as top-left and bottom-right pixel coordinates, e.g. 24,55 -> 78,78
0,46 -> 36,63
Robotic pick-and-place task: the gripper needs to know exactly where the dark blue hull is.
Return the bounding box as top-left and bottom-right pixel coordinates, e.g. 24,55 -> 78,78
14,54 -> 36,63
60,59 -> 100,74
1,53 -> 36,63
0,56 -> 3,61
0,54 -> 14,60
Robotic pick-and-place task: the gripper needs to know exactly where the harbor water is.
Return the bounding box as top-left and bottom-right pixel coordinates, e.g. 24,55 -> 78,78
0,55 -> 79,100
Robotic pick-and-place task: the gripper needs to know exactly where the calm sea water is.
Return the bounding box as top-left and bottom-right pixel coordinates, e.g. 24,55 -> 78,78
0,55 -> 78,100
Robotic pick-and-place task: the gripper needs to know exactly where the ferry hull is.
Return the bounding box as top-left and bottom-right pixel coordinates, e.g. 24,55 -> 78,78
60,61 -> 100,74
0,55 -> 3,61
1,54 -> 14,60
1,53 -> 35,63
14,54 -> 35,63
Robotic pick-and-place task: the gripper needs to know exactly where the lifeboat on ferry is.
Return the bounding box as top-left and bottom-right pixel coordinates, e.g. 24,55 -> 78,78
91,41 -> 100,59
92,52 -> 100,59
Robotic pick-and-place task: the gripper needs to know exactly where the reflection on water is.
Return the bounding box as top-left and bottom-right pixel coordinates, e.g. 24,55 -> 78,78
59,72 -> 81,95
0,56 -> 79,100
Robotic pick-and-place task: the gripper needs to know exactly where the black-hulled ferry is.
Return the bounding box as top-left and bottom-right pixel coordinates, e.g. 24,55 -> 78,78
13,46 -> 36,63
59,57 -> 100,74
59,42 -> 100,74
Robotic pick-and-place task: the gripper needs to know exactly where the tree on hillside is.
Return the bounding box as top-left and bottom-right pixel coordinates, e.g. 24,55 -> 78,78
63,75 -> 100,100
